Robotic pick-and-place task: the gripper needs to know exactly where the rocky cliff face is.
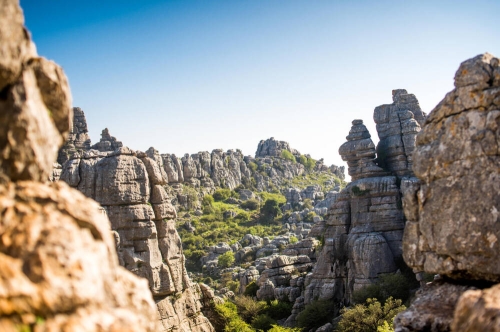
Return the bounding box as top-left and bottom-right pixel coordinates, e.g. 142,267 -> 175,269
395,53 -> 500,332
0,1 -> 158,330
284,90 -> 423,325
60,147 -> 215,331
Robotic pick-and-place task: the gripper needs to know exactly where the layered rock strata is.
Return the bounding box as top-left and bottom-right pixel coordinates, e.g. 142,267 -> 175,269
0,1 -> 158,330
57,107 -> 92,165
286,90 -> 423,325
60,147 -> 215,331
395,53 -> 500,332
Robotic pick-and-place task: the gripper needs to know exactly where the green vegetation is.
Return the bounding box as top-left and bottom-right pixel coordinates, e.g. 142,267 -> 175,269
268,326 -> 301,332
214,296 -> 295,332
218,251 -> 235,268
296,299 -> 335,331
213,188 -> 238,202
286,172 -> 347,194
281,150 -> 296,163
297,154 -> 316,171
337,297 -> 406,332
241,199 -> 260,211
248,162 -> 258,172
352,273 -> 412,305
244,281 -> 259,297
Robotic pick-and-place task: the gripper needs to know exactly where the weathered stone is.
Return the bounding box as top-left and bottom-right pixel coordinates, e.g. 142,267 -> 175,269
91,128 -> 123,152
394,281 -> 474,332
403,53 -> 500,282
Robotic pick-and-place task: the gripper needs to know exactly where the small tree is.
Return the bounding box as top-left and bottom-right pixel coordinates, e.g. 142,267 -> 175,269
337,297 -> 406,332
218,251 -> 235,268
261,199 -> 281,220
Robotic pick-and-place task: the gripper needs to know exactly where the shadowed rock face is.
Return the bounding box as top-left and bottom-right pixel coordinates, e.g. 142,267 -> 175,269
395,53 -> 500,332
0,1 -> 158,330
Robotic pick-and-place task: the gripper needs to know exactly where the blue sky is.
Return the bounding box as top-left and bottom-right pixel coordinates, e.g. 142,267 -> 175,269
21,0 -> 500,170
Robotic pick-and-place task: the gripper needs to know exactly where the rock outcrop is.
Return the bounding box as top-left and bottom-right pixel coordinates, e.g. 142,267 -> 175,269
395,53 -> 500,332
60,147 -> 215,331
256,137 -> 299,158
92,127 -> 124,152
0,1 -> 158,330
57,107 -> 92,165
285,90 -> 423,325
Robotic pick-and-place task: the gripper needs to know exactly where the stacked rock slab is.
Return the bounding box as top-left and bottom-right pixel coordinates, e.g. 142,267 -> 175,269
92,127 -> 124,152
286,91 -> 423,326
57,107 -> 92,165
395,53 -> 500,332
0,1 -> 158,330
60,147 -> 215,331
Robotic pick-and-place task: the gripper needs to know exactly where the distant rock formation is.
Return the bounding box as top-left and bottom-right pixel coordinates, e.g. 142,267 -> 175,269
57,107 -> 92,165
285,90 -> 423,326
395,53 -> 500,332
0,1 -> 157,330
92,127 -> 123,152
256,137 -> 299,158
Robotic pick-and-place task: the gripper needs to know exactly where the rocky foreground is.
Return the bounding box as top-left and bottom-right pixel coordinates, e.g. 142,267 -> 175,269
1,0 -> 500,331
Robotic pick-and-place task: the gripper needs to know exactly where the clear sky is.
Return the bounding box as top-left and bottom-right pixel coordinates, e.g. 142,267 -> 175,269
20,0 -> 500,171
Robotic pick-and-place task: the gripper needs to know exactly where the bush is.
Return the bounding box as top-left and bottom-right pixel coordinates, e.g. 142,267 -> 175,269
241,199 -> 260,211
296,300 -> 334,331
248,162 -> 258,172
244,281 -> 259,297
251,314 -> 276,331
337,297 -> 406,332
304,211 -> 316,222
302,198 -> 313,210
218,251 -> 235,268
289,236 -> 299,244
233,295 -> 268,323
297,155 -> 316,171
214,189 -> 232,202
352,273 -> 411,305
214,301 -> 253,332
265,299 -> 293,320
261,199 -> 281,220
227,280 -> 240,293
281,150 -> 296,163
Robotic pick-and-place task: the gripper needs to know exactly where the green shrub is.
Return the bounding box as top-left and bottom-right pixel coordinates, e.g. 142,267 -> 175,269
352,273 -> 411,305
289,236 -> 299,244
214,189 -> 232,202
261,199 -> 282,220
244,281 -> 259,297
302,199 -> 313,210
233,295 -> 268,323
214,301 -> 253,332
248,162 -> 258,172
265,299 -> 293,320
218,251 -> 235,268
296,300 -> 334,330
297,155 -> 316,171
227,280 -> 240,293
304,211 -> 316,222
241,199 -> 260,211
252,314 -> 276,331
337,297 -> 406,332
281,150 -> 296,163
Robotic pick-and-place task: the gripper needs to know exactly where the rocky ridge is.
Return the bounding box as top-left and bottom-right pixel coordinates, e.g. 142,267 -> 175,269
394,53 -> 500,332
0,1 -> 158,330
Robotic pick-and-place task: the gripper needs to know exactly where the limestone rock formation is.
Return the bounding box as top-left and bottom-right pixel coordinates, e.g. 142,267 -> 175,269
256,137 -> 299,158
91,127 -> 123,152
285,90 -> 422,325
395,53 -> 500,332
0,1 -> 158,330
57,107 -> 92,165
60,148 -> 215,331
